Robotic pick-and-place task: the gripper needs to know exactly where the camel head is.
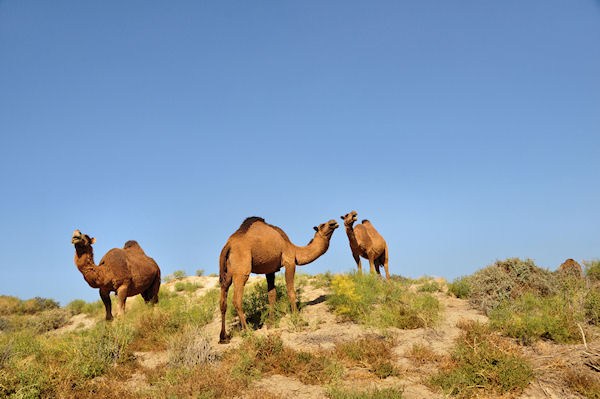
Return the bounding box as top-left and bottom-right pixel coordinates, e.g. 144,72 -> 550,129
340,211 -> 358,227
313,219 -> 339,239
71,230 -> 96,247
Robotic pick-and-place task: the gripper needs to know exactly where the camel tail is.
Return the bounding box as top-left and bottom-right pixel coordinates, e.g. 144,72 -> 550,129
219,242 -> 230,286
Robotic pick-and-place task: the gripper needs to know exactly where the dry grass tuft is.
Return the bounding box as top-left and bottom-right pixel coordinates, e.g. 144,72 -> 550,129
564,367 -> 600,398
335,336 -> 399,379
406,344 -> 445,365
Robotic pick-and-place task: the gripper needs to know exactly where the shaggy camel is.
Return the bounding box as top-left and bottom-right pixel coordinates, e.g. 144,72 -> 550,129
341,211 -> 390,279
219,217 -> 339,343
71,230 -> 161,320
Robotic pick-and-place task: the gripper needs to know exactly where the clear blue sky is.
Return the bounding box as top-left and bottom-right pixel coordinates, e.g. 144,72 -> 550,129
1,1 -> 599,305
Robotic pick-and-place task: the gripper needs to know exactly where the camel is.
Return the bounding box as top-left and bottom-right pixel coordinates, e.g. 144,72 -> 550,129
71,230 -> 161,320
219,217 -> 339,343
341,211 -> 390,279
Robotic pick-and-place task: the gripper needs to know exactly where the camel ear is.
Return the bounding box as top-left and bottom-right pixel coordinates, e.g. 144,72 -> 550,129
313,226 -> 318,232
91,237 -> 96,244
340,216 -> 344,220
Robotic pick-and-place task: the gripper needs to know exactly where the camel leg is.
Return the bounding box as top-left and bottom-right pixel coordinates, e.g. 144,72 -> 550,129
266,272 -> 276,327
354,253 -> 362,274
100,289 -> 113,321
232,273 -> 250,330
219,272 -> 233,343
382,248 -> 390,280
368,256 -> 376,274
284,264 -> 298,313
144,274 -> 160,305
116,285 -> 128,316
374,261 -> 381,276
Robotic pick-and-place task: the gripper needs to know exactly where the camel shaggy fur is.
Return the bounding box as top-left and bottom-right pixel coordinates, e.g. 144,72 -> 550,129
341,211 -> 390,279
219,217 -> 339,343
71,230 -> 161,320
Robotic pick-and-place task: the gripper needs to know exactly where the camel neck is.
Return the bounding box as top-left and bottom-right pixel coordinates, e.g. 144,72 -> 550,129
345,225 -> 360,249
74,246 -> 101,288
294,234 -> 329,265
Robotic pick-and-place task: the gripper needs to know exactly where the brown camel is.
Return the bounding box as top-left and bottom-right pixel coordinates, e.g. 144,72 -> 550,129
71,230 -> 161,320
341,211 -> 390,279
219,217 -> 339,343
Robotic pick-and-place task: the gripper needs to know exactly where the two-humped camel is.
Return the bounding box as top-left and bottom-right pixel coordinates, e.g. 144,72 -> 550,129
71,230 -> 161,320
341,211 -> 390,279
219,217 -> 339,343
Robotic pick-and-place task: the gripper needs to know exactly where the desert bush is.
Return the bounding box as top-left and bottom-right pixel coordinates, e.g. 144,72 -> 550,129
21,297 -> 59,314
196,269 -> 205,276
0,317 -> 8,331
28,308 -> 71,333
565,368 -> 600,399
227,334 -> 343,385
173,270 -> 186,279
227,279 -> 302,328
130,289 -> 218,350
67,299 -> 86,315
175,281 -> 202,293
430,320 -> 533,398
468,258 -> 556,314
335,336 -> 398,378
489,293 -> 582,344
73,322 -> 134,378
313,271 -> 334,288
168,325 -> 216,367
328,272 -> 440,329
327,387 -> 404,399
0,295 -> 21,315
448,276 -> 471,299
417,280 -> 442,293
585,260 -> 600,282
406,344 -> 445,365
585,289 -> 600,326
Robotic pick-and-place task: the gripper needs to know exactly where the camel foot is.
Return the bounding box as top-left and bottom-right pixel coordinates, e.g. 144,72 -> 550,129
219,336 -> 230,344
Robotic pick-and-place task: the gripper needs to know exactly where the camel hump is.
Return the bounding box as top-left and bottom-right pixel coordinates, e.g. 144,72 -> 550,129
361,219 -> 371,224
124,240 -> 140,249
237,216 -> 265,234
123,240 -> 147,255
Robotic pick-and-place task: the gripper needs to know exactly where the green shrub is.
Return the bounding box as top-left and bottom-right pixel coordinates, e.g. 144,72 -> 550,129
0,296 -> 21,315
21,297 -> 59,314
175,281 -> 202,293
67,299 -> 86,315
585,260 -> 600,282
196,269 -> 205,277
81,299 -> 105,316
431,321 -> 533,398
28,308 -> 71,333
468,258 -> 556,314
448,276 -> 471,299
327,387 -> 404,399
227,279 -> 302,328
327,272 -> 440,329
417,281 -> 441,293
73,322 -> 134,378
313,271 -> 334,288
585,289 -> 600,326
489,292 -> 583,344
173,270 -> 186,279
